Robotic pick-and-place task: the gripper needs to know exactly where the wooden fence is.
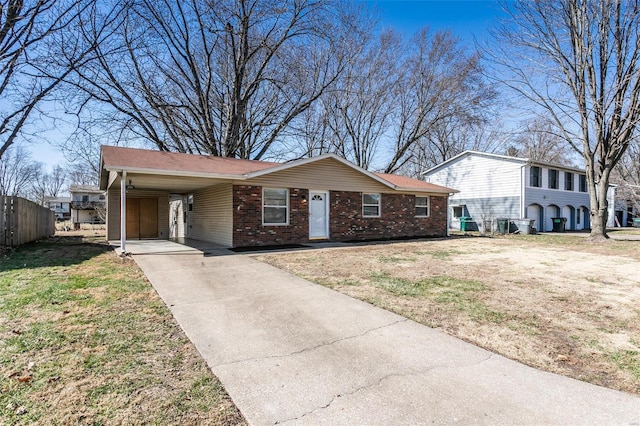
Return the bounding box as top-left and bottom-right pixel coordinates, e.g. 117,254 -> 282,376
1,196 -> 56,247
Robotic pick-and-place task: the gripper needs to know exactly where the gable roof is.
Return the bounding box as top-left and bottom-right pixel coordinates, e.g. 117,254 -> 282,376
423,150 -> 586,176
100,146 -> 457,194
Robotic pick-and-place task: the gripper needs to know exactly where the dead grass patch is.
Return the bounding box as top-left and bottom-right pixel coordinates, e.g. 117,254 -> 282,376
0,235 -> 245,425
257,234 -> 640,394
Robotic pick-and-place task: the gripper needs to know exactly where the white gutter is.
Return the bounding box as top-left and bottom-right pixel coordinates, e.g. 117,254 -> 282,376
104,166 -> 245,181
120,170 -> 127,255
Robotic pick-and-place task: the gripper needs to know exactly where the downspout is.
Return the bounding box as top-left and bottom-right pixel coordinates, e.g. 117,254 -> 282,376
120,170 -> 127,255
520,164 -> 526,218
447,193 -> 452,237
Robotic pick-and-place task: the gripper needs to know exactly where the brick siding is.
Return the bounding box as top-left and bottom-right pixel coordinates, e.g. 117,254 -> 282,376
329,191 -> 447,242
232,185 -> 447,247
233,186 -> 308,247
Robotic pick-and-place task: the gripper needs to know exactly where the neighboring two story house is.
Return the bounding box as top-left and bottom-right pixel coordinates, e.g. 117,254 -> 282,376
70,185 -> 106,228
423,151 -> 616,232
43,197 -> 71,221
613,183 -> 640,227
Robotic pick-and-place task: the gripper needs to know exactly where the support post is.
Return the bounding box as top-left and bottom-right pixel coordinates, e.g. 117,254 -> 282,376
120,170 -> 127,255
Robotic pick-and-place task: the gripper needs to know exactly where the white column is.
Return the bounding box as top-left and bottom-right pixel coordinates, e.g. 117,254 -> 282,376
120,170 -> 127,254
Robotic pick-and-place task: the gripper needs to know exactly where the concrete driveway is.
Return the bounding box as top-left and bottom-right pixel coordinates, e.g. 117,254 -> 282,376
130,240 -> 640,425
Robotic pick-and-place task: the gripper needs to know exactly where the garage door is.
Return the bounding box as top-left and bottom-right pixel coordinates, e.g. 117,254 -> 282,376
126,198 -> 158,239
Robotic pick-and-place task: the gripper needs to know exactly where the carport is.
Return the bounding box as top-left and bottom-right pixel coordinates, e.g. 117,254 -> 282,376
101,169 -> 234,254
99,146 -> 262,254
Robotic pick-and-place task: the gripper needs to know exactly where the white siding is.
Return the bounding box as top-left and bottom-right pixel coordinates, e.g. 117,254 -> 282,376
524,165 -> 591,229
188,183 -> 233,247
426,154 -> 523,201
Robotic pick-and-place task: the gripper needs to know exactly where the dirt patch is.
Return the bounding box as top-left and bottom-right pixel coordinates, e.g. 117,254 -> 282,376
257,235 -> 640,394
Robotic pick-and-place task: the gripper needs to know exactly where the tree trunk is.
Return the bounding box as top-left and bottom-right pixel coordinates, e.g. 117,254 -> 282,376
587,174 -> 611,242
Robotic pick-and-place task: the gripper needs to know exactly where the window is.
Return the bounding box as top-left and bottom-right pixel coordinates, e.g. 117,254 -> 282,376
362,193 -> 380,217
565,172 -> 574,191
579,175 -> 587,192
453,206 -> 464,218
263,188 -> 288,225
530,166 -> 541,187
548,169 -> 559,189
577,208 -> 581,224
99,194 -> 105,200
82,195 -> 89,202
188,194 -> 194,211
415,196 -> 429,217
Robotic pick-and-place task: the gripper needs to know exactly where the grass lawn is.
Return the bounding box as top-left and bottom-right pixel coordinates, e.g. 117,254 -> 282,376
0,235 -> 245,425
257,233 -> 640,395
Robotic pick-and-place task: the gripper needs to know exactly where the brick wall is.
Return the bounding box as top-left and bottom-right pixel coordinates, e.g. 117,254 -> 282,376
329,191 -> 447,242
233,186 -> 308,247
232,185 -> 448,247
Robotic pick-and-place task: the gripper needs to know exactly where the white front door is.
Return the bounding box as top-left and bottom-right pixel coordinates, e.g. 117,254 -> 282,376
309,191 -> 329,239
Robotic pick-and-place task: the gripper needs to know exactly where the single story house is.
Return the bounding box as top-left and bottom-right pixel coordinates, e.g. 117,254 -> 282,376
99,146 -> 457,249
423,150 -> 616,232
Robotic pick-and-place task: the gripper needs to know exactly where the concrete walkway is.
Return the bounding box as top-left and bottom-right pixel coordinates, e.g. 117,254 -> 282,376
130,240 -> 640,425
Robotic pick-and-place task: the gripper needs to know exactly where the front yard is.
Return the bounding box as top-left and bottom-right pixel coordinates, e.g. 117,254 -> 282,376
256,232 -> 640,395
0,235 -> 245,425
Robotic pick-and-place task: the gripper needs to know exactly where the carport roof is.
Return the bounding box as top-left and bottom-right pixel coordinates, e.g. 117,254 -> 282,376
99,145 -> 457,194
101,146 -> 279,177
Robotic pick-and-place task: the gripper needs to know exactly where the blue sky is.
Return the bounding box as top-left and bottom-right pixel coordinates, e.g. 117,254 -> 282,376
30,0 -> 506,171
371,0 -> 504,41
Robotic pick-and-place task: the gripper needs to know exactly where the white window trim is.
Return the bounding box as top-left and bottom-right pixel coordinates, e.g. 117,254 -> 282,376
362,193 -> 381,218
415,196 -> 430,217
262,188 -> 289,226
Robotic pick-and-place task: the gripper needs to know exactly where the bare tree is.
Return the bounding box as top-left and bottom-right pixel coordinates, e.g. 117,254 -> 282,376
66,162 -> 98,186
0,145 -> 41,196
321,30 -> 400,169
70,0 -> 360,160
293,26 -> 496,174
613,140 -> 640,220
29,165 -> 67,204
384,29 -> 496,174
616,140 -> 640,185
490,0 -> 640,240
59,123 -> 103,184
0,0 -> 93,160
509,119 -> 576,165
399,118 -> 508,178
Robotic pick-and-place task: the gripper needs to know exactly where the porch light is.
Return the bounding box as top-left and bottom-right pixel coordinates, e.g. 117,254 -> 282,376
126,179 -> 135,190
